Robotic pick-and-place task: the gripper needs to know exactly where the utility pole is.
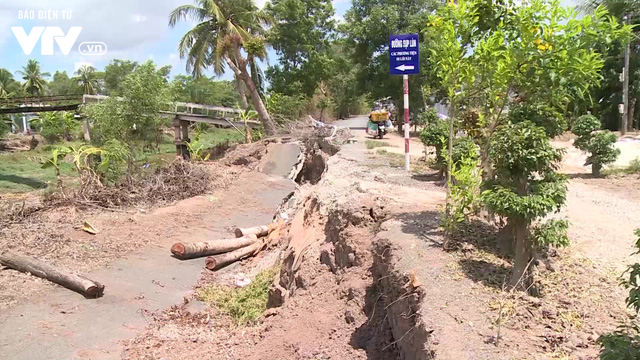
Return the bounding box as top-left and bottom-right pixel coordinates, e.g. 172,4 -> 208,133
623,14 -> 630,135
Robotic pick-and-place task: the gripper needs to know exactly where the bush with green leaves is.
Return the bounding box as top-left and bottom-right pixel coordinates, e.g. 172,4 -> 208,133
420,118 -> 448,175
441,151 -> 482,238
414,107 -> 439,131
266,92 -> 308,124
571,114 -> 620,177
482,121 -> 568,290
509,103 -> 567,138
37,111 -> 80,143
451,136 -> 479,165
532,219 -> 570,249
420,117 -> 478,178
86,61 -> 170,152
572,114 -> 601,147
598,229 -> 640,360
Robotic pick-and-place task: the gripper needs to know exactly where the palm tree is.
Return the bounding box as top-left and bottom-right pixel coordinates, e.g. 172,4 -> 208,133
0,68 -> 16,98
18,59 -> 50,96
74,65 -> 100,95
169,0 -> 277,135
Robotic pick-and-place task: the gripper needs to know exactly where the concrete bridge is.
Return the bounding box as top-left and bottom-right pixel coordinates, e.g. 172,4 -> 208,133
0,95 -> 260,145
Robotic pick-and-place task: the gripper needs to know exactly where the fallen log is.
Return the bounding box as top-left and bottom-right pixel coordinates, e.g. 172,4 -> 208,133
234,220 -> 284,238
171,234 -> 258,259
0,251 -> 104,298
205,241 -> 264,271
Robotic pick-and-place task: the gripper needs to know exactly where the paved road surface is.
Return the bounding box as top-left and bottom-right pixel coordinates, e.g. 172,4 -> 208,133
335,115 -> 369,130
336,115 -> 425,157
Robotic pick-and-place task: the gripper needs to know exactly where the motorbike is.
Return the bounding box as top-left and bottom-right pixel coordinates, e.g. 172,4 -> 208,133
367,110 -> 393,139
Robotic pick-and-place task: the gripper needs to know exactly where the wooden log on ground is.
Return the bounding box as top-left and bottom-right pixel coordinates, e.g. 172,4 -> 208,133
234,220 -> 284,238
171,234 -> 258,259
205,241 -> 264,271
0,251 -> 104,298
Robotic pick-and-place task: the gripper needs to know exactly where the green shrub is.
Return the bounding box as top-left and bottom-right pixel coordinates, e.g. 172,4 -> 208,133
197,267 -> 278,324
266,92 -> 308,124
451,136 -> 479,165
509,103 -> 567,138
481,121 -> 567,289
415,108 -> 439,129
441,152 -> 481,237
420,118 -> 448,175
532,219 -> 570,249
572,114 -> 619,177
37,112 -> 80,143
572,114 -> 601,150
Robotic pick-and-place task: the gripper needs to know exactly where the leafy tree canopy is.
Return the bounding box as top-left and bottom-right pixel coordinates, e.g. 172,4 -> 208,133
266,0 -> 336,97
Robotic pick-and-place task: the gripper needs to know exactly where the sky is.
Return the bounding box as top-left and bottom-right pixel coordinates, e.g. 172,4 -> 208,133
0,0 -> 352,83
0,0 -> 578,84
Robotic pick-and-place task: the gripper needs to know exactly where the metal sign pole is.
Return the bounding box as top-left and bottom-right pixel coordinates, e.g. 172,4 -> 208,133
403,75 -> 410,171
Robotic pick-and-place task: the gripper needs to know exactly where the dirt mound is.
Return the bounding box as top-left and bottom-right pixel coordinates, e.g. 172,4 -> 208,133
0,135 -> 41,152
223,140 -> 271,168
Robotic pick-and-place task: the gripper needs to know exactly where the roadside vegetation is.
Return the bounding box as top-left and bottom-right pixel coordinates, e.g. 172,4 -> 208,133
197,267 -> 278,324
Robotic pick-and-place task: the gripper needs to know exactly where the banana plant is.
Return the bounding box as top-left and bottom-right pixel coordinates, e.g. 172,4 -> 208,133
184,131 -> 210,162
41,147 -> 68,196
238,109 -> 258,144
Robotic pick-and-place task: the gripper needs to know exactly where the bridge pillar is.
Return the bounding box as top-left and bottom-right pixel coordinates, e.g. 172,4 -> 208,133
172,118 -> 191,160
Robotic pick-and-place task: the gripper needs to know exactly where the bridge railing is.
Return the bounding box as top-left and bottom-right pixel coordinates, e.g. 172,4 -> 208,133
0,95 -> 82,106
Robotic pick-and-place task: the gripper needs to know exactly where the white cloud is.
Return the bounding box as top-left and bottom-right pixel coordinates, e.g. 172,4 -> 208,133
255,0 -> 269,9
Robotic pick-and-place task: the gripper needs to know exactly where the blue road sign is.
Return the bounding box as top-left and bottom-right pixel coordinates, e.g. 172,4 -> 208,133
389,33 -> 420,75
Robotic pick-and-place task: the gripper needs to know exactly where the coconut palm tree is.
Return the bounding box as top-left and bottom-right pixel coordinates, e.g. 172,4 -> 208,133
0,68 -> 16,98
74,65 -> 100,95
18,59 -> 50,96
169,0 -> 277,135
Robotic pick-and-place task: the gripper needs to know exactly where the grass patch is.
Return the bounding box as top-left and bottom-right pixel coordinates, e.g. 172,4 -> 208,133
604,157 -> 640,176
0,150 -> 76,193
365,140 -> 393,149
0,128 -> 244,194
375,148 -> 430,173
197,267 -> 278,324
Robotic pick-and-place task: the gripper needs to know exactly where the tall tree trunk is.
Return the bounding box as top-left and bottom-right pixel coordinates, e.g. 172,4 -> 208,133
235,75 -> 249,109
630,97 -> 637,131
510,177 -> 532,290
510,217 -> 532,290
592,163 -> 602,177
225,54 -> 276,136
243,71 -> 276,135
480,139 -> 493,182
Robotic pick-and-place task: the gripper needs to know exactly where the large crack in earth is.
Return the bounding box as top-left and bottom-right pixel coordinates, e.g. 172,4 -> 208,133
123,134 -> 434,359
263,136 -> 433,359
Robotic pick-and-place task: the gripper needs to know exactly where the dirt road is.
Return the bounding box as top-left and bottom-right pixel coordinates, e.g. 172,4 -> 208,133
551,139 -> 640,269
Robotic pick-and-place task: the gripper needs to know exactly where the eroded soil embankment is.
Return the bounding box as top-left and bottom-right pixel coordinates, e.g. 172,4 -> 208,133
123,135 -> 436,360
262,137 -> 434,360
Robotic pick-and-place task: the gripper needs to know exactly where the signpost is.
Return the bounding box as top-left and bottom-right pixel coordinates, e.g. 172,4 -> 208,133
389,33 -> 419,171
